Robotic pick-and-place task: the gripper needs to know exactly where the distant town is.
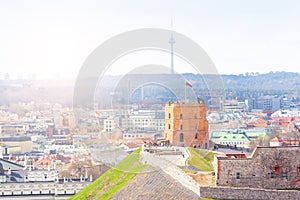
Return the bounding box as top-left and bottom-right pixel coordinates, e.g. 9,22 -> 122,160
1,73 -> 300,199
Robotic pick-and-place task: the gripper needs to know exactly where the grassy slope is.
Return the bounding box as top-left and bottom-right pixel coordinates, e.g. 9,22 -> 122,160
187,147 -> 215,172
69,149 -> 146,200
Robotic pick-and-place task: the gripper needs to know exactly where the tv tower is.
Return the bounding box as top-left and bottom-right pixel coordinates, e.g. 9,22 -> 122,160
169,20 -> 175,74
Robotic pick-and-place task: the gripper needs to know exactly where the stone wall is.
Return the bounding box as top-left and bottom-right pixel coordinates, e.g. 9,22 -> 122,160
200,186 -> 300,200
217,147 -> 300,189
111,166 -> 199,200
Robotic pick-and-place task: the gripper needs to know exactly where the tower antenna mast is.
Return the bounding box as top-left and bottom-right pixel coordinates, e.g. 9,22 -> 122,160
169,19 -> 175,74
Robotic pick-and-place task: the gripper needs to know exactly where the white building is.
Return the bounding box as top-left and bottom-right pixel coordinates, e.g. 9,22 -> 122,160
103,117 -> 117,132
127,110 -> 164,132
271,109 -> 300,118
123,132 -> 158,140
0,158 -> 90,197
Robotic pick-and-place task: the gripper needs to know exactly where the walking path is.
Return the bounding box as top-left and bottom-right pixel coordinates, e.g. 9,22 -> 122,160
213,147 -> 252,157
140,147 -> 200,196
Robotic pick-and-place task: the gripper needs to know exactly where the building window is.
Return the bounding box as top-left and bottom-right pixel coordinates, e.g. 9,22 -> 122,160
168,124 -> 171,129
194,113 -> 197,119
281,170 -> 288,179
272,166 -> 281,175
180,133 -> 184,142
236,172 -> 241,179
169,113 -> 171,119
180,124 -> 183,130
195,133 -> 198,139
180,114 -> 183,119
297,166 -> 300,173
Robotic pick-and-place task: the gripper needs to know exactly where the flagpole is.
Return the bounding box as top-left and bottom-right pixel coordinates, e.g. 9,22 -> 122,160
185,81 -> 186,103
184,80 -> 192,103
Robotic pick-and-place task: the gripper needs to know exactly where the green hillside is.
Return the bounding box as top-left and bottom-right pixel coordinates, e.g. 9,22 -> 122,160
187,148 -> 215,172
69,148 -> 146,200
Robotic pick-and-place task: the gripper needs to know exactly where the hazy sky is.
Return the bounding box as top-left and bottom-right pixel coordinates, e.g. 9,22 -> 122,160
1,0 -> 300,79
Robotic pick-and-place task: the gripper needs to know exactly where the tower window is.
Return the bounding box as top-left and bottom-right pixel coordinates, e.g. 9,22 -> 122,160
195,133 -> 198,139
180,124 -> 183,130
169,113 -> 171,119
236,172 -> 241,179
180,133 -> 184,142
180,114 -> 183,119
168,124 -> 171,129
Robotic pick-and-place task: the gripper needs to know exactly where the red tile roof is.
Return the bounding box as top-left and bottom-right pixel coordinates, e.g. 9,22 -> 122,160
270,137 -> 283,143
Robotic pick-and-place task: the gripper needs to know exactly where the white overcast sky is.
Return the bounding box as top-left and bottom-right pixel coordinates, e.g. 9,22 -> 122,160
1,0 -> 300,79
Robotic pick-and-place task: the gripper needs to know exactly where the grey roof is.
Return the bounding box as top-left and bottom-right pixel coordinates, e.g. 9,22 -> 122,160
0,136 -> 31,142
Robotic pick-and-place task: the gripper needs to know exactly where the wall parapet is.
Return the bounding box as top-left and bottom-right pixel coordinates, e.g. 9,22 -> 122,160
200,186 -> 300,200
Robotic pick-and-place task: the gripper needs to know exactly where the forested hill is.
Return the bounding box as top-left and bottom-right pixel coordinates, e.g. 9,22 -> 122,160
184,71 -> 300,91
1,71 -> 300,106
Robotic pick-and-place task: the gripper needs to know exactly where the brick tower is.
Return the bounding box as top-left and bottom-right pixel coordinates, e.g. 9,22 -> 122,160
163,101 -> 209,148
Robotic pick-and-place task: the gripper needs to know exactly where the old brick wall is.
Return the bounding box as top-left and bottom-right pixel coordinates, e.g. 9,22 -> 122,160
164,103 -> 209,148
200,186 -> 300,200
217,147 -> 300,189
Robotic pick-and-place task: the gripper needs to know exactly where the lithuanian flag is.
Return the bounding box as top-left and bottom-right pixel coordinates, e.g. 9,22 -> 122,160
185,80 -> 192,88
